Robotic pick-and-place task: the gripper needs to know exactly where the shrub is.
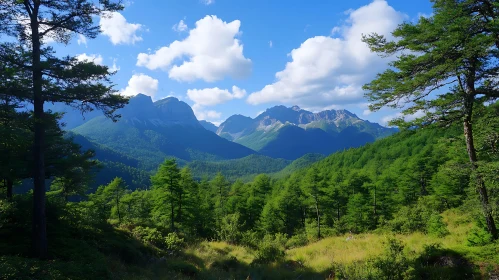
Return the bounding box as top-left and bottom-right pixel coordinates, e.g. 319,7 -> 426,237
217,213 -> 243,244
240,230 -> 260,249
164,232 -> 184,253
286,233 -> 308,249
388,198 -> 435,234
467,225 -> 493,246
254,234 -> 285,263
132,226 -> 164,247
426,214 -> 449,237
211,256 -> 240,271
371,238 -> 411,280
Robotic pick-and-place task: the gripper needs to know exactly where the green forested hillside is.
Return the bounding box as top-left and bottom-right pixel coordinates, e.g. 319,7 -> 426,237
187,154 -> 291,181
73,116 -> 255,170
2,0 -> 499,279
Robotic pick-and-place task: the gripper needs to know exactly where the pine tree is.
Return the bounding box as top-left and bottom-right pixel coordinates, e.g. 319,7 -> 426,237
151,159 -> 181,231
363,0 -> 499,239
0,0 -> 128,258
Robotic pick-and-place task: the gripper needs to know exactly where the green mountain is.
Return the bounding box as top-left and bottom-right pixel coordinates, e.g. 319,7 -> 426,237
187,154 -> 291,181
217,105 -> 397,159
72,94 -> 256,170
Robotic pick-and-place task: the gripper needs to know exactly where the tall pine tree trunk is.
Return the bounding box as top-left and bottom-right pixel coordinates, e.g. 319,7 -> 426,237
6,179 -> 13,200
463,115 -> 498,239
29,3 -> 48,259
462,72 -> 498,240
314,198 -> 321,239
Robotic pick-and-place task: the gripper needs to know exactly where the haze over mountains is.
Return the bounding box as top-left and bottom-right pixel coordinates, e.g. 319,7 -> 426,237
48,93 -> 397,186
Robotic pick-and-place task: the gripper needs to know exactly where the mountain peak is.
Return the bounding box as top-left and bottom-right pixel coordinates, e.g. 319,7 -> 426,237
291,105 -> 301,111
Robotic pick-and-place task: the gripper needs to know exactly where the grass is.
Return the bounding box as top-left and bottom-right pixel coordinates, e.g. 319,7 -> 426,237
2,202 -> 498,280
286,209 -> 497,274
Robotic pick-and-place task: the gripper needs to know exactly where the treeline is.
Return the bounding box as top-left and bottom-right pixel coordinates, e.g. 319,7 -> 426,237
74,104 -> 497,251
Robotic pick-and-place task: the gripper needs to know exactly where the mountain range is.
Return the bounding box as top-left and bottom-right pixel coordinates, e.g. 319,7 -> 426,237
46,93 -> 397,188
215,105 -> 397,159
71,94 -> 255,170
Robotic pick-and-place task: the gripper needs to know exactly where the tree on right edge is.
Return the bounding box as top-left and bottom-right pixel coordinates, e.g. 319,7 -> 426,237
362,0 -> 499,239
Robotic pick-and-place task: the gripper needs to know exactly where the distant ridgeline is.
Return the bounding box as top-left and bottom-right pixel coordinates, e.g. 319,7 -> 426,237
216,105 -> 397,160
42,94 -> 395,191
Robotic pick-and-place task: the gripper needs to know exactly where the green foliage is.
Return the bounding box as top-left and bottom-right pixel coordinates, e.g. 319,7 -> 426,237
371,238 -> 411,280
388,198 -> 436,234
332,238 -> 412,280
426,214 -> 449,237
285,233 -> 308,249
467,225 -> 493,247
164,232 -> 184,253
254,234 -> 286,263
188,154 -> 291,181
132,226 -> 164,247
217,212 -> 243,244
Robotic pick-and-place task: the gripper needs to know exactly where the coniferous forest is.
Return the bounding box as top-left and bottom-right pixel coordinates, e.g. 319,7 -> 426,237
1,0 -> 499,279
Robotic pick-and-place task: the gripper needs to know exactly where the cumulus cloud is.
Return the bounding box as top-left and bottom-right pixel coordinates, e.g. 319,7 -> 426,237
247,0 -> 405,110
172,19 -> 188,32
77,34 -> 87,46
121,74 -> 159,98
192,104 -> 222,122
381,110 -> 425,126
100,12 -> 143,45
136,15 -> 251,82
186,86 -> 246,106
76,53 -> 103,65
269,40 -> 273,48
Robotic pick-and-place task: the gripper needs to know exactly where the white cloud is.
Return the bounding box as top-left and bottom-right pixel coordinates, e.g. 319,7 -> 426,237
172,19 -> 188,32
380,110 -> 425,126
186,86 -> 246,106
192,104 -> 222,122
109,59 -> 120,72
16,15 -> 57,44
269,40 -> 273,48
201,0 -> 215,5
121,74 -> 159,98
100,12 -> 143,45
76,53 -> 104,65
77,34 -> 87,46
247,0 -> 405,111
137,15 -> 251,82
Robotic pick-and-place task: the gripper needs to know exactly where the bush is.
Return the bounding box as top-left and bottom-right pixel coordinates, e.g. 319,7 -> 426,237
388,198 -> 435,234
286,233 -> 308,249
211,256 -> 240,271
164,232 -> 184,253
426,214 -> 449,237
240,230 -> 260,249
132,226 -> 164,247
254,234 -> 285,263
217,213 -> 243,244
467,225 -> 493,246
371,238 -> 411,280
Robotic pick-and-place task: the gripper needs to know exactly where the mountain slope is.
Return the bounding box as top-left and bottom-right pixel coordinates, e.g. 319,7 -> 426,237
72,94 -> 255,170
199,120 -> 218,133
217,105 -> 396,160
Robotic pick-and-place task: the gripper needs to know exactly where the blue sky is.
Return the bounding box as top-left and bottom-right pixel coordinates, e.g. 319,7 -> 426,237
52,0 -> 433,126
